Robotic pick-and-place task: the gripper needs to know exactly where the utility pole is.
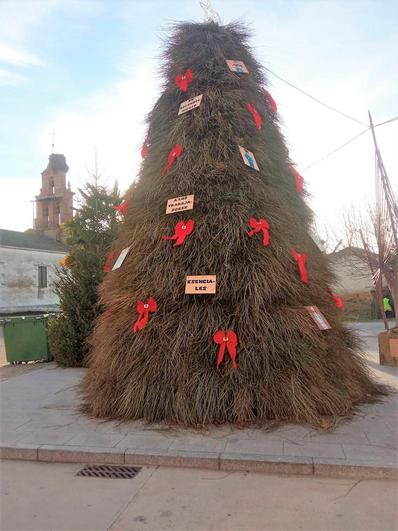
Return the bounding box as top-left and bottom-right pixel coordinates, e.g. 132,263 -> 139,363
368,111 -> 398,249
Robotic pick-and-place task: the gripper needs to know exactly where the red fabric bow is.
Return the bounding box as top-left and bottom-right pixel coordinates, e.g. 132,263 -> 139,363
163,220 -> 194,246
141,131 -> 151,159
162,144 -> 183,176
290,166 -> 304,193
103,250 -> 117,273
246,103 -> 262,129
291,248 -> 308,283
175,69 -> 193,92
262,88 -> 277,113
247,217 -> 270,246
327,287 -> 345,309
213,330 -> 238,369
133,297 -> 157,333
112,200 -> 129,216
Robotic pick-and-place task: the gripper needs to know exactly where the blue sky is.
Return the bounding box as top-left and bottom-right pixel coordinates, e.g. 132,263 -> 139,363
0,0 -> 397,236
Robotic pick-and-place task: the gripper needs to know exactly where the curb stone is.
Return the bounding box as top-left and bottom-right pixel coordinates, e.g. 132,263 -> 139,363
1,443 -> 397,479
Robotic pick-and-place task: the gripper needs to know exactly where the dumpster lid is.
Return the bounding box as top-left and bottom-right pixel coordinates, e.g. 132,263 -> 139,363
0,314 -> 48,325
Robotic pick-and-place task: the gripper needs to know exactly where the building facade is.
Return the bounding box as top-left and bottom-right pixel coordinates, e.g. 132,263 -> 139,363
0,229 -> 68,314
0,153 -> 72,315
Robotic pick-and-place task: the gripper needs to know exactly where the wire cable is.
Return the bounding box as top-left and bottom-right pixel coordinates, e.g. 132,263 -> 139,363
264,66 -> 368,127
300,117 -> 397,172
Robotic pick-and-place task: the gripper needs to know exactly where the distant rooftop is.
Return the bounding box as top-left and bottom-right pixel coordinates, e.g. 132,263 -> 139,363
0,229 -> 68,252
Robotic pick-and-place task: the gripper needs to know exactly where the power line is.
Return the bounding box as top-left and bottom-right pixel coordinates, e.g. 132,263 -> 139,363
300,117 -> 397,172
264,66 -> 368,127
301,129 -> 369,172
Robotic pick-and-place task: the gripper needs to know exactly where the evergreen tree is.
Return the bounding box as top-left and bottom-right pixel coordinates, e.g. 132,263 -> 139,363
83,22 -> 383,425
49,179 -> 120,367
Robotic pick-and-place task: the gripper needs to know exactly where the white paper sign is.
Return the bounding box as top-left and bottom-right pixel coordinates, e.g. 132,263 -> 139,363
166,195 -> 194,214
239,146 -> 259,171
226,60 -> 249,74
178,94 -> 203,115
112,247 -> 130,271
305,306 -> 332,330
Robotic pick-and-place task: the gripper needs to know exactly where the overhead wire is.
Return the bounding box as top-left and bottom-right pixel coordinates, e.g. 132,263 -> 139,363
264,66 -> 368,127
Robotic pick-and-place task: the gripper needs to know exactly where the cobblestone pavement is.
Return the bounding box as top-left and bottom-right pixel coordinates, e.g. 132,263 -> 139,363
1,321 -> 397,478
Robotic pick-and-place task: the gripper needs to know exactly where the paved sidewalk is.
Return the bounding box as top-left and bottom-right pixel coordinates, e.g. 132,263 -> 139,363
1,322 -> 397,478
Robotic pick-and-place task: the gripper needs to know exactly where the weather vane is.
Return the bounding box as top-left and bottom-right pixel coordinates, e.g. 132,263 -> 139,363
199,0 -> 221,23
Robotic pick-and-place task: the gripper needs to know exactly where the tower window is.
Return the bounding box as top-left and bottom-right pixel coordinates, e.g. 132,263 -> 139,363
38,266 -> 48,288
49,179 -> 55,194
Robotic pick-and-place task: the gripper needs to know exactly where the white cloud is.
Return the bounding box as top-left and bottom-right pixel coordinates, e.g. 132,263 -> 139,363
0,67 -> 25,85
0,43 -> 44,67
38,64 -> 160,195
0,178 -> 36,232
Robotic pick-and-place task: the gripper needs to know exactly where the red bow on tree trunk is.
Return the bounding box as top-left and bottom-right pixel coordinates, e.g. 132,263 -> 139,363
262,88 -> 277,113
327,287 -> 345,309
163,220 -> 194,246
141,130 -> 151,159
162,144 -> 183,175
213,330 -> 238,369
290,166 -> 304,193
247,217 -> 270,246
112,200 -> 129,216
291,248 -> 308,283
103,250 -> 117,272
175,69 -> 193,92
246,103 -> 262,129
133,297 -> 157,333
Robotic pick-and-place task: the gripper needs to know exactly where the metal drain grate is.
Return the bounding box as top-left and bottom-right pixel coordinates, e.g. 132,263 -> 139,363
76,465 -> 141,479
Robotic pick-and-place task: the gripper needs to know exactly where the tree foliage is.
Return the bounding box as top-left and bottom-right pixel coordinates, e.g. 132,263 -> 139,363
48,179 -> 120,367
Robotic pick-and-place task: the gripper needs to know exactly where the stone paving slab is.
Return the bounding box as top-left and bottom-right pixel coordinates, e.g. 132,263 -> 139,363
1,322 -> 397,479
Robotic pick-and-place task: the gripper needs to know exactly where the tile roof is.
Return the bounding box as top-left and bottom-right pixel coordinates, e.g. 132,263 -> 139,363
0,229 -> 68,252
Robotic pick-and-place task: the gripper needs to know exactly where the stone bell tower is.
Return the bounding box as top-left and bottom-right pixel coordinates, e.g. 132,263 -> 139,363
34,154 -> 74,241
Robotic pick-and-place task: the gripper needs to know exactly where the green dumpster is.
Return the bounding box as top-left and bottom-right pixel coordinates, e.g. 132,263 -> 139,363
0,315 -> 52,363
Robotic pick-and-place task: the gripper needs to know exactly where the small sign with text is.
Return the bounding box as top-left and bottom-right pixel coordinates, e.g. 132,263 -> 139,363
166,194 -> 194,214
178,94 -> 203,115
185,275 -> 217,295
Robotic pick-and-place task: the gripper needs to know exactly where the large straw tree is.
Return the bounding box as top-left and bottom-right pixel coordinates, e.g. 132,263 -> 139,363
83,22 -> 383,426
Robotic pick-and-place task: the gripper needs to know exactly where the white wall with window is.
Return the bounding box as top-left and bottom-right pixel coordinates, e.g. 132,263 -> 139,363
0,229 -> 67,314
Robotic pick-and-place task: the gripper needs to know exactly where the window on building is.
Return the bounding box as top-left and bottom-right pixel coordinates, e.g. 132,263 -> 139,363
49,179 -> 55,195
38,266 -> 48,288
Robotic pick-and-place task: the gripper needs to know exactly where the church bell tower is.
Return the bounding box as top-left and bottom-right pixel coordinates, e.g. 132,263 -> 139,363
34,154 -> 74,241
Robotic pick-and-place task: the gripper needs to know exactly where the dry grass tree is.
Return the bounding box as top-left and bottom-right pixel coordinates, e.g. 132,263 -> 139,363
82,22 -> 384,427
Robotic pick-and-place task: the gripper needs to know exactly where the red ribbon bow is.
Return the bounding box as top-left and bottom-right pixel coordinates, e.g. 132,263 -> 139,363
133,297 -> 157,333
141,130 -> 151,159
246,103 -> 262,129
162,144 -> 183,176
175,69 -> 193,92
112,200 -> 129,216
163,220 -> 194,246
327,287 -> 345,309
247,217 -> 270,246
103,250 -> 117,273
290,166 -> 304,193
291,248 -> 308,283
262,88 -> 277,113
213,330 -> 238,369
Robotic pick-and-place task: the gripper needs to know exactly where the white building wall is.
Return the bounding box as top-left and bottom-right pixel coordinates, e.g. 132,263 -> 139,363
0,246 -> 65,313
